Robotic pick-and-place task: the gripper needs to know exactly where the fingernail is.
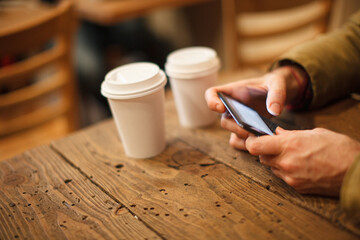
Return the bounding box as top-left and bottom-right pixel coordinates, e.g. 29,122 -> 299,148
216,103 -> 222,112
268,103 -> 281,116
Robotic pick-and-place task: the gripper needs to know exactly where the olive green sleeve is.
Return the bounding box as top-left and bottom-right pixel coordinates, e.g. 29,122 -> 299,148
340,156 -> 360,218
272,11 -> 360,109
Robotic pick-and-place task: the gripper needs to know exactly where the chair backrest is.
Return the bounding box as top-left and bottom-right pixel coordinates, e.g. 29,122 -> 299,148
221,0 -> 333,71
0,0 -> 78,136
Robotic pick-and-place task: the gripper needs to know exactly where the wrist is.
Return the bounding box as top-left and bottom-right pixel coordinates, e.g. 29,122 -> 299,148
272,66 -> 308,104
285,66 -> 308,105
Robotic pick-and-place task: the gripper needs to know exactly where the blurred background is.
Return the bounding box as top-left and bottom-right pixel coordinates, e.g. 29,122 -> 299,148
0,0 -> 359,159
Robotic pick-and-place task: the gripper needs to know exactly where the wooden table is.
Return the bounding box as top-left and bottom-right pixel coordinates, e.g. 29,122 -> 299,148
1,89 -> 360,239
74,0 -> 212,25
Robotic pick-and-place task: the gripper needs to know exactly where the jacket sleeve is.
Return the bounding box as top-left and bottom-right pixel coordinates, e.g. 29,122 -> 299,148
273,11 -> 360,109
340,156 -> 360,218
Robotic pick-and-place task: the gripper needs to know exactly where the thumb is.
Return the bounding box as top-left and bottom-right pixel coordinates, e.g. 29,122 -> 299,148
266,77 -> 286,116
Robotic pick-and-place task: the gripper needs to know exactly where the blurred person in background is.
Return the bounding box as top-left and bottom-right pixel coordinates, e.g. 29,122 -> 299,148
206,10 -> 360,217
39,0 -> 173,126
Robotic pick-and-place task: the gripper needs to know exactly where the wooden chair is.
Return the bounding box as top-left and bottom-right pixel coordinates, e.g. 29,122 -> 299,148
221,0 -> 333,72
0,0 -> 78,160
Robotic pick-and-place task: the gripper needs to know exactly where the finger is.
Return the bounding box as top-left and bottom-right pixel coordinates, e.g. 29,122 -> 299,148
205,84 -> 238,113
221,116 -> 250,139
271,167 -> 302,192
229,133 -> 246,150
245,135 -> 283,156
265,76 -> 286,116
205,87 -> 225,112
259,155 -> 278,167
271,167 -> 285,179
205,80 -> 256,113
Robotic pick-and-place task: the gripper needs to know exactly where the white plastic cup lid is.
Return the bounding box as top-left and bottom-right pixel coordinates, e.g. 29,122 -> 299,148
165,47 -> 220,79
101,62 -> 167,99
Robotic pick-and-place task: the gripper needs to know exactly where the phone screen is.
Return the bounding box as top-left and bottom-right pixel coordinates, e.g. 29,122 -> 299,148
218,92 -> 277,136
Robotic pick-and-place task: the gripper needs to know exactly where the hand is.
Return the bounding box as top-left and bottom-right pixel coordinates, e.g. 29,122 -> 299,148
245,128 -> 360,196
205,66 -> 306,150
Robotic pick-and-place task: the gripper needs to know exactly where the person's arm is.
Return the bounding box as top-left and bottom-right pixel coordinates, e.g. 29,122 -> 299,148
206,11 -> 360,217
269,11 -> 360,217
272,11 -> 360,109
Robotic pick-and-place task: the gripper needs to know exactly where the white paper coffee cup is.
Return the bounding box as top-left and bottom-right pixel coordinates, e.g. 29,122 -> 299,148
101,62 -> 167,158
165,47 -> 220,128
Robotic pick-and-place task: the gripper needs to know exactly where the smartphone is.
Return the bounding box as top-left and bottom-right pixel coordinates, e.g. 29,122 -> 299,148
218,92 -> 278,136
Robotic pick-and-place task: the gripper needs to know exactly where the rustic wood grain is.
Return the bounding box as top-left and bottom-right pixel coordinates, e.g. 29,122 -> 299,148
0,146 -> 161,240
50,119 -> 357,239
164,94 -> 360,236
2,88 -> 359,239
